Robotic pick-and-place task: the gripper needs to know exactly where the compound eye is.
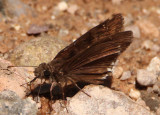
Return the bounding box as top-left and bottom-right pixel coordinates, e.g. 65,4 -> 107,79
43,70 -> 51,78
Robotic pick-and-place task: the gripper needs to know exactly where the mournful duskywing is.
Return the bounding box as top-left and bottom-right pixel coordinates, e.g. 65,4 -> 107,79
31,13 -> 133,99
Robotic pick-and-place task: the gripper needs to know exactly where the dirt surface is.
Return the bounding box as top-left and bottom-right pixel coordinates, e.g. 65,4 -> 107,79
0,0 -> 159,53
0,0 -> 160,114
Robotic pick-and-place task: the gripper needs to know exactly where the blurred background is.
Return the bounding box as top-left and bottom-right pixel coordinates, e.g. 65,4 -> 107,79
0,0 -> 160,114
0,0 -> 160,54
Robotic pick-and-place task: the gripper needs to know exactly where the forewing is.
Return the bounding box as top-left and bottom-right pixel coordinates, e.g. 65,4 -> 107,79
54,14 -> 123,61
64,31 -> 133,83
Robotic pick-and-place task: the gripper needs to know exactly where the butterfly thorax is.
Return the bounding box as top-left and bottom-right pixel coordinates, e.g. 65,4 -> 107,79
34,58 -> 65,81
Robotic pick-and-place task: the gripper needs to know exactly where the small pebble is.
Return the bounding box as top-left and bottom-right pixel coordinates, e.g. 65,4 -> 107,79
141,40 -> 154,50
156,8 -> 160,14
42,6 -> 47,11
136,69 -> 157,86
120,71 -> 131,80
111,0 -> 122,5
67,4 -> 78,15
156,107 -> 160,115
112,66 -> 123,78
129,88 -> 141,100
147,87 -> 153,93
142,40 -> 160,52
58,29 -> 69,37
57,1 -> 68,11
152,44 -> 160,52
27,24 -> 49,35
12,24 -> 21,31
142,8 -> 150,15
153,84 -> 160,94
124,14 -> 134,26
21,33 -> 26,36
153,82 -> 160,95
51,15 -> 55,20
147,57 -> 160,75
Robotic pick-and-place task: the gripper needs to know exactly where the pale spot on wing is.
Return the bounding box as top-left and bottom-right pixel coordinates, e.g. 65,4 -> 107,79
107,68 -> 112,72
111,61 -> 115,66
101,74 -> 109,79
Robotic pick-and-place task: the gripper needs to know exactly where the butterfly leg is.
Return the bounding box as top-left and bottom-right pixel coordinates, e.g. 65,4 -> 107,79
50,82 -> 55,101
66,77 -> 91,97
48,82 -> 56,111
56,80 -> 69,112
36,78 -> 43,102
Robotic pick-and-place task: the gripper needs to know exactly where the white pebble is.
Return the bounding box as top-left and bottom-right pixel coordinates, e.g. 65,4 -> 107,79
124,14 -> 134,26
51,15 -> 55,20
153,84 -> 160,94
67,4 -> 78,15
112,0 -> 122,5
112,66 -> 123,78
120,71 -> 131,80
129,88 -> 141,100
147,57 -> 160,75
57,1 -> 68,11
141,40 -> 154,50
137,69 -> 157,86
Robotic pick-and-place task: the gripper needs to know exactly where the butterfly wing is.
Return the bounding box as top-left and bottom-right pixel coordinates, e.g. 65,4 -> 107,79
62,31 -> 132,84
50,14 -> 133,85
54,14 -> 124,61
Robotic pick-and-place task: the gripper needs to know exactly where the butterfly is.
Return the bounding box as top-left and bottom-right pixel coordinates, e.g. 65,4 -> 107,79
31,13 -> 133,98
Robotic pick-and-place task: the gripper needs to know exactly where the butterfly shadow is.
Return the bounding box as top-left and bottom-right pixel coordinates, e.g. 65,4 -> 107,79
29,76 -> 112,101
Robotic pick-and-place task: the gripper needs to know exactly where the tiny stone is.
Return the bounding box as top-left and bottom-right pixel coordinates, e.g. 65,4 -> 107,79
129,88 -> 141,100
112,66 -> 123,78
42,6 -> 47,11
147,87 -> 153,93
58,29 -> 69,37
27,24 -> 49,35
111,0 -> 122,5
147,57 -> 160,75
67,4 -> 78,15
137,69 -> 157,86
12,24 -> 21,31
152,44 -> 160,52
153,84 -> 160,94
0,29 -> 3,33
51,15 -> 55,20
142,8 -> 150,15
156,107 -> 160,115
57,1 -> 68,11
156,8 -> 160,14
21,33 -> 26,36
120,71 -> 131,80
124,14 -> 134,26
141,40 -> 154,50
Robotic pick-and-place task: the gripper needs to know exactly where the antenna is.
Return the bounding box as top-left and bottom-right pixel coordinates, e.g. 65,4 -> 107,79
7,65 -> 37,68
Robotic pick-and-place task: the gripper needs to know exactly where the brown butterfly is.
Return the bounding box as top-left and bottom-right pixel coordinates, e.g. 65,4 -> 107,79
31,14 -> 133,98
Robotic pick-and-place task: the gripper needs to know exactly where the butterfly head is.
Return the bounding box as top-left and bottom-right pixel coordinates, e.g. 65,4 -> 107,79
34,63 -> 52,80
